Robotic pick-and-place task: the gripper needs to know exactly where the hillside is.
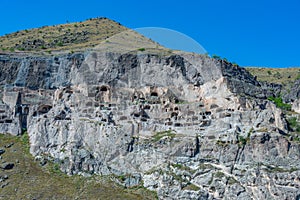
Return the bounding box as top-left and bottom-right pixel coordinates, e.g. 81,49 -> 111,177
246,67 -> 300,85
0,18 -> 300,199
0,17 -> 128,52
0,134 -> 156,199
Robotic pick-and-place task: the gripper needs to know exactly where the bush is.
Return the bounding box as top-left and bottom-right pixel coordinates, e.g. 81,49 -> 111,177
268,96 -> 291,111
232,62 -> 238,67
57,42 -> 63,47
287,117 -> 300,133
152,130 -> 175,142
273,71 -> 282,79
212,54 -> 221,60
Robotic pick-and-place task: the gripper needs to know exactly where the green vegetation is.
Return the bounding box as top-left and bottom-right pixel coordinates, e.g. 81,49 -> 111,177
264,165 -> 298,173
287,117 -> 300,133
183,183 -> 200,191
238,136 -> 248,146
112,173 -> 130,183
138,48 -> 145,51
172,163 -> 188,170
0,133 -> 157,199
151,130 -> 176,142
198,163 -> 216,170
227,177 -> 238,185
56,41 -> 64,47
212,54 -> 221,60
268,96 -> 291,111
232,62 -> 238,67
211,54 -> 237,65
214,171 -> 225,179
171,163 -> 196,174
238,128 -> 253,146
20,131 -> 30,153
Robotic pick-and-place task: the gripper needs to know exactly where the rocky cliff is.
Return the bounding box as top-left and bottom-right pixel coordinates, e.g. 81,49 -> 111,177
0,48 -> 299,199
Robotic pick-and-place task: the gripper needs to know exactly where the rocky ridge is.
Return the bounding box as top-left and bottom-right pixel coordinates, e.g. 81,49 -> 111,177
0,50 -> 299,199
0,21 -> 300,199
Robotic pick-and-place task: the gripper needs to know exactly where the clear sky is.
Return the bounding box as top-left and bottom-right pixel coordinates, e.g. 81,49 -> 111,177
0,0 -> 299,68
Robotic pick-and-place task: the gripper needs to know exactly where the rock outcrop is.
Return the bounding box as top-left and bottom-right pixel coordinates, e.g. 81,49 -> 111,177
0,50 -> 299,199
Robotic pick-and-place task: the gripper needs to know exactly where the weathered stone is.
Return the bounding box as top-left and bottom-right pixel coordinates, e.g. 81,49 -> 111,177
4,143 -> 14,148
1,162 -> 14,170
1,182 -> 9,188
0,50 -> 299,199
0,149 -> 5,155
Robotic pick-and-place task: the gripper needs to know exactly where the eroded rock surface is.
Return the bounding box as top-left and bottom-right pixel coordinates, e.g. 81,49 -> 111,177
0,51 -> 299,199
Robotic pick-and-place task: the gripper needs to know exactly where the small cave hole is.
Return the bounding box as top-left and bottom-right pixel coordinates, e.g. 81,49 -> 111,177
150,92 -> 158,97
100,86 -> 108,92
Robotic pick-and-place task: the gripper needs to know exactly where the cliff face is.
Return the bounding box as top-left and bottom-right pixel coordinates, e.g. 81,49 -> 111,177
0,51 -> 299,199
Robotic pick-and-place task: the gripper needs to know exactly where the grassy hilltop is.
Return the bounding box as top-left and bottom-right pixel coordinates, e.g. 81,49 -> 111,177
0,17 -> 127,53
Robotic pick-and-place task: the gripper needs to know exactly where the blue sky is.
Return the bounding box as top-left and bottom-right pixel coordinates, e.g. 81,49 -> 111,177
0,0 -> 299,67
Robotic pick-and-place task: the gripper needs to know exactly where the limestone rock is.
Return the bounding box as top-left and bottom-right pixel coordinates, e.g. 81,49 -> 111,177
0,50 -> 299,199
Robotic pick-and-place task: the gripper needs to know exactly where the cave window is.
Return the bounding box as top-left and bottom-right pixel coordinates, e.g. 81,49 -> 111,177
205,111 -> 211,115
141,118 -> 147,122
16,106 -> 22,114
134,113 -> 140,118
144,105 -> 151,110
174,123 -> 181,127
171,112 -> 178,118
24,107 -> 29,115
5,119 -> 12,123
150,92 -> 158,97
100,86 -> 108,92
